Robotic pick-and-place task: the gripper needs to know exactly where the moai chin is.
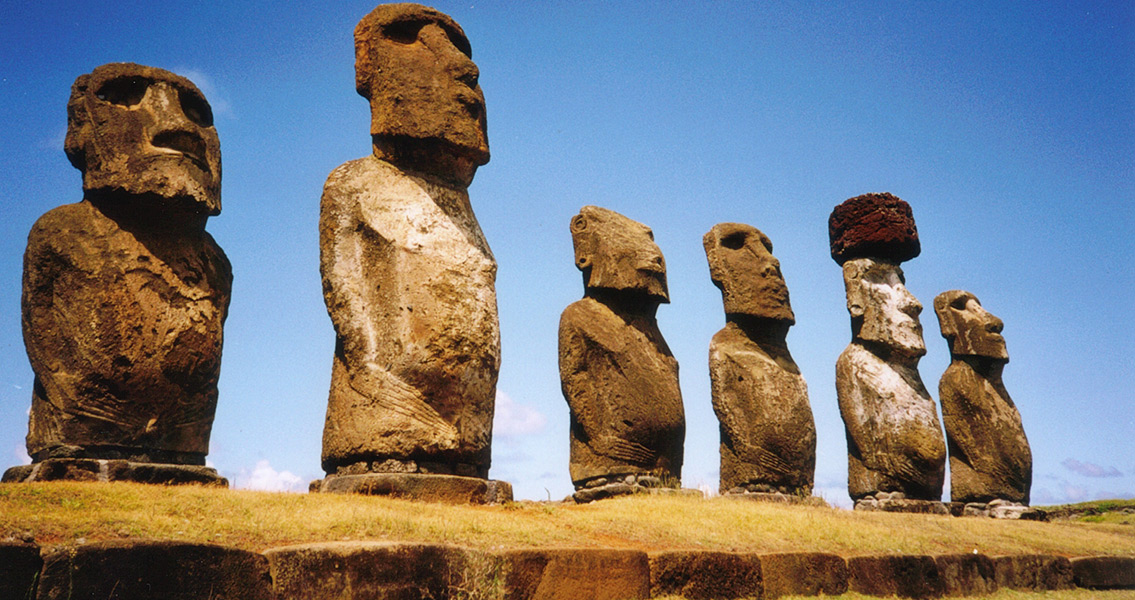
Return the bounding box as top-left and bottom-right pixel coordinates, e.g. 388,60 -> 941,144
559,206 -> 685,502
830,193 -> 947,512
316,4 -> 510,503
2,63 -> 231,487
704,223 -> 816,498
934,290 -> 1032,515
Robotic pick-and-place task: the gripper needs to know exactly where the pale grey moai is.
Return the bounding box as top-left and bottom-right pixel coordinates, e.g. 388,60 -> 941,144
3,63 -> 230,486
830,193 -> 946,509
559,206 -> 685,502
934,290 -> 1032,508
317,4 -> 508,502
704,223 -> 816,497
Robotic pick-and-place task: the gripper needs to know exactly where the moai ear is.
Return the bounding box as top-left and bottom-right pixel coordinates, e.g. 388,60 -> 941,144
843,262 -> 867,318
570,213 -> 592,271
933,290 -> 966,343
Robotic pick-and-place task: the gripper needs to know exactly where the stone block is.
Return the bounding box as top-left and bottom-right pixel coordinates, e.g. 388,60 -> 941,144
497,548 -> 650,600
847,555 -> 944,599
760,552 -> 848,598
36,540 -> 273,600
3,459 -> 226,487
648,550 -> 762,599
934,554 -> 997,596
1071,556 -> 1135,589
314,473 -> 512,504
990,554 -> 1073,590
0,542 -> 42,600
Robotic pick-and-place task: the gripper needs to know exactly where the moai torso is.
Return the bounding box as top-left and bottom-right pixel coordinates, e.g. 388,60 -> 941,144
319,3 -> 499,479
559,206 -> 684,489
830,194 -> 945,503
935,290 -> 1031,504
22,63 -> 230,466
704,223 -> 815,495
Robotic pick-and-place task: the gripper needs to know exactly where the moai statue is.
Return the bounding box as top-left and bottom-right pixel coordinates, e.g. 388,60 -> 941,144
829,193 -> 947,513
2,63 -> 230,486
559,206 -> 685,502
934,290 -> 1032,518
316,4 -> 510,503
704,223 -> 816,499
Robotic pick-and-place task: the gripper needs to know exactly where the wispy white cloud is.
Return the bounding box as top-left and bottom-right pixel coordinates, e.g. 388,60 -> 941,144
493,390 -> 547,438
1062,458 -> 1123,478
12,445 -> 31,466
172,67 -> 234,119
233,459 -> 304,492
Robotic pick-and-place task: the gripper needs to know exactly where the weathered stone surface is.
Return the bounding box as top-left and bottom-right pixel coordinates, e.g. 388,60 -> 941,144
498,548 -> 650,600
266,542 -> 479,600
934,553 -> 997,597
760,552 -> 848,598
21,63 -> 230,470
320,4 -> 500,483
315,472 -> 511,504
836,257 -> 945,503
705,223 -> 816,496
847,555 -> 944,599
854,495 -> 949,514
829,192 -> 920,265
648,551 -> 762,599
1071,556 -> 1135,589
934,290 -> 1031,505
0,542 -> 42,600
559,206 -> 684,490
990,554 -> 1073,590
37,541 -> 273,600
2,459 -> 226,486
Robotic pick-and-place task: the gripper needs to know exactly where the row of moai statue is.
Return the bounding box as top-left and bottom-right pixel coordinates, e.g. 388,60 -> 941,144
3,3 -> 1033,517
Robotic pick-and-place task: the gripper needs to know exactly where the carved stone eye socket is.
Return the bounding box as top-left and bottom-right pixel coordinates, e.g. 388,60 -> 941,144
951,296 -> 971,310
179,89 -> 213,128
96,76 -> 150,106
384,20 -> 424,44
720,231 -> 746,250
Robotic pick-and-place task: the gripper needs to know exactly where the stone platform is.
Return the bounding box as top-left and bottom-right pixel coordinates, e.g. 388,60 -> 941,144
2,458 -> 227,487
311,473 -> 512,504
854,492 -> 950,515
721,490 -> 830,507
571,474 -> 704,503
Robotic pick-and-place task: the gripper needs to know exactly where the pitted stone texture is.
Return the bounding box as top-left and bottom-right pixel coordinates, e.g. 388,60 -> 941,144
22,63 -> 230,470
560,207 -> 683,490
497,548 -> 650,600
934,554 -> 997,597
829,192 -> 920,265
935,290 -> 1031,505
837,258 -> 945,502
315,473 -> 512,504
990,555 -> 1073,590
2,459 -> 226,486
37,541 -> 273,600
847,555 -> 945,599
648,551 -> 762,599
0,542 -> 42,600
1071,556 -> 1135,589
266,542 -> 482,600
854,493 -> 950,515
760,552 -> 849,598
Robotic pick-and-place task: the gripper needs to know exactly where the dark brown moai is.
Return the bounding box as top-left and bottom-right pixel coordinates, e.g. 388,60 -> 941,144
559,206 -> 685,502
704,223 -> 816,498
316,4 -> 509,502
934,290 -> 1032,514
3,63 -> 231,486
830,193 -> 947,512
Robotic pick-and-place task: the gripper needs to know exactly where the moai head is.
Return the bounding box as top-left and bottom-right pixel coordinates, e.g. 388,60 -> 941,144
64,63 -> 221,215
703,223 -> 794,323
842,259 -> 926,358
571,206 -> 668,303
355,3 -> 488,183
934,290 -> 1008,361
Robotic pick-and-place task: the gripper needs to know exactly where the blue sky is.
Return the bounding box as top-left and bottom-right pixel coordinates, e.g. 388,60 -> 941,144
1,1 -> 1132,505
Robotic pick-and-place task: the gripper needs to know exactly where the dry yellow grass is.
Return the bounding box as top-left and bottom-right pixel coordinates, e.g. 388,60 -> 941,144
2,482 -> 1133,560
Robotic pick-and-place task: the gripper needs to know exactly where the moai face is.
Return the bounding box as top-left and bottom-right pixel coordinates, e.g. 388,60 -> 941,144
934,290 -> 1008,360
355,4 -> 488,167
843,258 -> 925,358
704,223 -> 794,323
571,206 -> 668,302
64,63 -> 221,214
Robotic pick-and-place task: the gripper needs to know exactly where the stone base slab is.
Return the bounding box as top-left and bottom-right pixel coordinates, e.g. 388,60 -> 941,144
313,472 -> 512,504
855,497 -> 950,515
649,550 -> 763,599
934,553 -> 997,596
499,548 -> 650,600
0,542 -> 41,600
722,491 -> 830,507
1071,556 -> 1135,589
2,459 -> 228,487
991,554 -> 1074,590
847,555 -> 945,598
